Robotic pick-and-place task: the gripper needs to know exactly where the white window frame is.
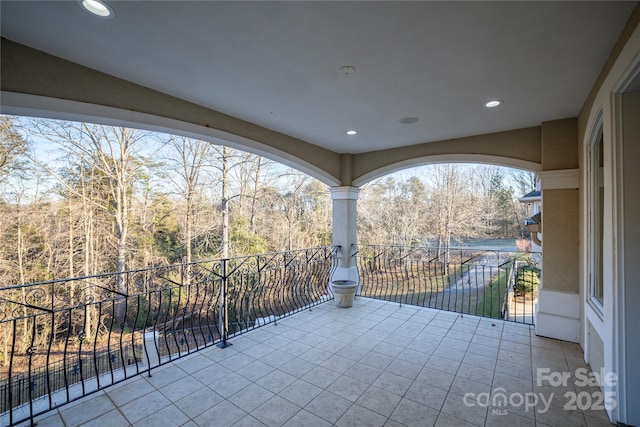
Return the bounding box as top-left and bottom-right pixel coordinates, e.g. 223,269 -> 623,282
587,114 -> 605,316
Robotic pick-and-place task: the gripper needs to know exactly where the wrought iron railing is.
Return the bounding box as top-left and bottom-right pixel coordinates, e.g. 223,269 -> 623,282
353,245 -> 540,325
0,246 -> 339,426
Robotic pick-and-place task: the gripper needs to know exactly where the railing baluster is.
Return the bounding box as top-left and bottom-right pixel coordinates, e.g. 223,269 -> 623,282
8,320 -> 16,426
217,258 -> 230,348
354,244 -> 539,325
1,246 -> 342,425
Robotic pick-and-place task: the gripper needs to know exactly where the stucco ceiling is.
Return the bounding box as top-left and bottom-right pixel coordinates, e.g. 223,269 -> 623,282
0,1 -> 636,154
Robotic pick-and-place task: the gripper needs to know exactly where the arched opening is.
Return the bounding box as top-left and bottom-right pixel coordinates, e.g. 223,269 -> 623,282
1,116 -> 338,411
0,114 -> 334,284
2,93 -> 342,187
351,162 -> 541,325
352,154 -> 541,188
356,162 -> 537,249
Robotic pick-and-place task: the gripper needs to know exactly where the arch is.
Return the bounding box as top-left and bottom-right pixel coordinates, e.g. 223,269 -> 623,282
1,39 -> 542,190
350,126 -> 542,187
352,154 -> 541,187
0,39 -> 342,186
3,92 -> 343,187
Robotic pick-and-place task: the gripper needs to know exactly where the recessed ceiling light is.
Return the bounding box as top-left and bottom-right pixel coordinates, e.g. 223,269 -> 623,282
346,130 -> 357,136
400,117 -> 420,124
80,0 -> 114,18
485,100 -> 502,108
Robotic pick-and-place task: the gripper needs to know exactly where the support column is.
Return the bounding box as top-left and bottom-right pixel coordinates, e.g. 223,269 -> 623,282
536,170 -> 580,341
330,186 -> 360,287
536,118 -> 581,342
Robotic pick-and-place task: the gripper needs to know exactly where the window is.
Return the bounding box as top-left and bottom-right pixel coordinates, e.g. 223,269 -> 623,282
588,122 -> 604,309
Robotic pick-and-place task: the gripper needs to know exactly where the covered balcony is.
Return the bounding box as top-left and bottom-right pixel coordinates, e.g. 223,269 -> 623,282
3,246 -> 610,427
2,1 -> 640,425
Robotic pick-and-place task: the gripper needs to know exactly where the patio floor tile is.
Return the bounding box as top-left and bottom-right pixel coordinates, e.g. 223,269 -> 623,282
9,297 -> 613,427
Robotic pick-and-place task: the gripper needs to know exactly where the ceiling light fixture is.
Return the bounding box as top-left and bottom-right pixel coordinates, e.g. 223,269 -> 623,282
340,66 -> 356,76
80,0 -> 114,18
400,117 -> 420,124
485,100 -> 502,108
346,130 -> 357,136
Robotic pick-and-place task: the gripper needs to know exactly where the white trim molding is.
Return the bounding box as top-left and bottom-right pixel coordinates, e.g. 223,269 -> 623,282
330,186 -> 360,200
536,289 -> 580,342
539,169 -> 580,190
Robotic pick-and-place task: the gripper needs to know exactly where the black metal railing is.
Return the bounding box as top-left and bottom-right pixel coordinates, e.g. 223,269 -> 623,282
0,246 -> 339,426
353,245 -> 540,324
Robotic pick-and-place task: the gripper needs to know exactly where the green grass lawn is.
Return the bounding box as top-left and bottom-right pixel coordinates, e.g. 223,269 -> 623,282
475,265 -> 512,319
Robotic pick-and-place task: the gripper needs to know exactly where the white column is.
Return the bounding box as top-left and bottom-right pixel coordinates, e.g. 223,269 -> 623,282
330,186 -> 360,287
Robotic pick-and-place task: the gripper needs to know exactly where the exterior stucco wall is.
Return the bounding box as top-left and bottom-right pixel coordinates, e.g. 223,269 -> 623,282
540,118 -> 579,293
541,118 -> 578,171
351,127 -> 542,186
535,118 -> 581,343
621,90 -> 640,424
577,4 -> 640,424
540,189 -> 579,292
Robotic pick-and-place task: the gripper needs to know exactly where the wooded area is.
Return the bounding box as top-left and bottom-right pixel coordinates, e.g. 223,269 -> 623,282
0,116 -> 534,287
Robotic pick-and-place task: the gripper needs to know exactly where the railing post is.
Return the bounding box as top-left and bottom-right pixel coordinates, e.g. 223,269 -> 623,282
217,258 -> 232,348
181,261 -> 185,287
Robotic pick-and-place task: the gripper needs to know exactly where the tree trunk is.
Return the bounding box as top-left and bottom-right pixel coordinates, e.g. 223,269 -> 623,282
249,157 -> 263,233
16,199 -> 29,351
68,196 -> 75,278
186,193 -> 192,265
221,147 -> 230,259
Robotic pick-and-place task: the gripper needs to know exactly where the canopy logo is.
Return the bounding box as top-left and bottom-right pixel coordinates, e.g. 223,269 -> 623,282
463,368 -> 618,415
536,367 -> 617,388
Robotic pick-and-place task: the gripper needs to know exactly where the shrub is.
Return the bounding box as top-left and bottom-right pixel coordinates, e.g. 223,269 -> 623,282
515,265 -> 540,294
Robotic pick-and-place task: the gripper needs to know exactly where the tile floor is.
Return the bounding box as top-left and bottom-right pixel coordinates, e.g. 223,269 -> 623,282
13,298 -> 613,427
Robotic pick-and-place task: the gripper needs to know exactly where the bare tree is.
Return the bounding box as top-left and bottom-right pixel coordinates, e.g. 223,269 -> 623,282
510,168 -> 536,197
233,154 -> 276,233
23,120 -> 156,326
280,173 -> 310,251
164,136 -> 213,264
210,146 -> 265,257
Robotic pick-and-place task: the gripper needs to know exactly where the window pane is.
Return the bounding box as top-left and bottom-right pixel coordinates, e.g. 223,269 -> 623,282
592,131 -> 604,305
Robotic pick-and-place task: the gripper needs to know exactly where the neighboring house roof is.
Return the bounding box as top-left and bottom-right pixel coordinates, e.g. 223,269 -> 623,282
518,190 -> 541,203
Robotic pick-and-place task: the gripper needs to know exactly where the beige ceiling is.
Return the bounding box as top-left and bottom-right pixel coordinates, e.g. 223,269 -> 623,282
0,1 -> 637,155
